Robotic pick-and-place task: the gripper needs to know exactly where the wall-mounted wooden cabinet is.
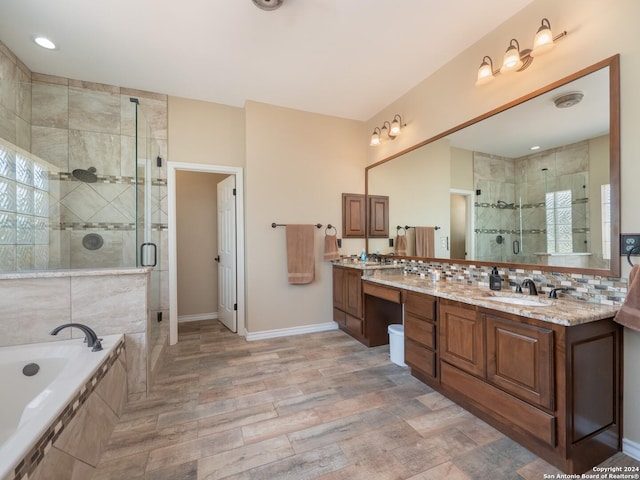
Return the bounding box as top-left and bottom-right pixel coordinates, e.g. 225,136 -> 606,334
368,195 -> 389,238
341,193 -> 389,238
342,193 -> 366,238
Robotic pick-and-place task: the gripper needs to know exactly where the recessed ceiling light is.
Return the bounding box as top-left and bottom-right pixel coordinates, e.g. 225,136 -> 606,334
530,145 -> 541,151
33,36 -> 56,50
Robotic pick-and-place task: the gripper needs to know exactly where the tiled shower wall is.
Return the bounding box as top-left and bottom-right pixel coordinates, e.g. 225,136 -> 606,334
0,41 -> 169,377
474,140 -> 592,266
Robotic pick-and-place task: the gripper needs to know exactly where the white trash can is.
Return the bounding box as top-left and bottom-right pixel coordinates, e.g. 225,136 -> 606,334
388,324 -> 407,367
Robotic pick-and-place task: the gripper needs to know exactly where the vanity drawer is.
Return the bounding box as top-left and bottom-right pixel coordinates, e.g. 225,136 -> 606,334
404,291 -> 436,321
405,313 -> 435,349
362,281 -> 401,303
405,338 -> 436,378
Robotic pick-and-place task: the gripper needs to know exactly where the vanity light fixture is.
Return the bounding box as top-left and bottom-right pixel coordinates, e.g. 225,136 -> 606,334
369,114 -> 405,146
475,18 -> 567,86
33,36 -> 56,50
369,127 -> 382,146
500,39 -> 525,73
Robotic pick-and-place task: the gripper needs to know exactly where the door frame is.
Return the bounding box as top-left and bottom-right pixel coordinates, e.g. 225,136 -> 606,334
450,188 -> 475,261
168,161 -> 245,345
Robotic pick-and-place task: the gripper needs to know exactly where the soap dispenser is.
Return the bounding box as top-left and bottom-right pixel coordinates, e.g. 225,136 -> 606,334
361,249 -> 367,262
489,266 -> 502,291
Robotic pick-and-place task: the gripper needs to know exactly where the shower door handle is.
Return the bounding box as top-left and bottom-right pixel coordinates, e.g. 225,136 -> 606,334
140,242 -> 157,267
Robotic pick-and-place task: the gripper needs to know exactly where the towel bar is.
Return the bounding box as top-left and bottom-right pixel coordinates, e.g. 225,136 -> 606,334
397,225 -> 440,231
272,223 -> 322,229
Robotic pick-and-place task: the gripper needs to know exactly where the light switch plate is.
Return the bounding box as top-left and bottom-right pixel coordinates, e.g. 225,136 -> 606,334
621,234 -> 640,255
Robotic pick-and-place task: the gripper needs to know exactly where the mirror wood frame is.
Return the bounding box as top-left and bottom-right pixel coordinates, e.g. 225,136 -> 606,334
365,54 -> 620,278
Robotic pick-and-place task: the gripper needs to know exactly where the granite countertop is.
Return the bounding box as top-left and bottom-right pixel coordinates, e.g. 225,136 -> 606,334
332,259 -> 404,271
362,270 -> 620,327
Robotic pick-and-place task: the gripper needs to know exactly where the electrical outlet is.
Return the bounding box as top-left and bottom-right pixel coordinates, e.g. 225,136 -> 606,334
621,234 -> 640,255
440,236 -> 449,250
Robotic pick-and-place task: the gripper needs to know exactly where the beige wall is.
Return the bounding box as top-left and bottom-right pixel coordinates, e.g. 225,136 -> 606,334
176,171 -> 228,318
368,139 -> 451,257
364,0 -> 640,447
168,97 -> 246,166
244,101 -> 366,333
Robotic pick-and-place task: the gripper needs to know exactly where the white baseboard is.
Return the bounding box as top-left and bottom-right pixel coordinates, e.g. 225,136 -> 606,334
178,312 -> 218,323
246,322 -> 338,341
623,437 -> 640,461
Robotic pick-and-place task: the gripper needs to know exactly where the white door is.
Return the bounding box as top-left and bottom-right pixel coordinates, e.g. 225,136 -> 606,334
217,175 -> 237,332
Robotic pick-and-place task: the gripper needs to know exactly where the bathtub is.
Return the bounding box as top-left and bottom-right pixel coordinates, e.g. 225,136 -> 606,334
0,334 -> 124,480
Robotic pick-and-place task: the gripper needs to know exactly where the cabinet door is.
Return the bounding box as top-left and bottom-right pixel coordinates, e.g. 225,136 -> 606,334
486,315 -> 554,410
439,302 -> 484,378
332,267 -> 346,311
342,193 -> 366,238
368,195 -> 389,238
344,268 -> 362,318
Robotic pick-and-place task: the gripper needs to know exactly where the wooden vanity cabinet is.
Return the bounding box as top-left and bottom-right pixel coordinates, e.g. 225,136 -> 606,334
435,298 -> 622,474
439,301 -> 485,378
404,291 -> 438,383
332,266 -> 364,338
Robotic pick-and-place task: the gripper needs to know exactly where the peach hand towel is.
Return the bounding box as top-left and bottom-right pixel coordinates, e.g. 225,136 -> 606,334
323,234 -> 340,261
286,224 -> 315,284
415,226 -> 435,257
396,235 -> 407,256
614,264 -> 640,331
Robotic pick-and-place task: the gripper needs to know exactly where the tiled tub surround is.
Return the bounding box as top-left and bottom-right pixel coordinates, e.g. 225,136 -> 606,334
0,335 -> 126,480
0,268 -> 150,398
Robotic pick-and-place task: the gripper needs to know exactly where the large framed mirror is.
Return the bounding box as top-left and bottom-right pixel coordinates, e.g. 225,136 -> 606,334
366,55 -> 620,277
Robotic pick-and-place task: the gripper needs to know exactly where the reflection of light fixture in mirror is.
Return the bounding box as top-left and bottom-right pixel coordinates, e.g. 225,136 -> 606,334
500,39 -> 525,73
370,127 -> 381,146
369,114 -> 405,146
531,18 -> 555,57
530,145 -> 541,151
475,18 -> 567,86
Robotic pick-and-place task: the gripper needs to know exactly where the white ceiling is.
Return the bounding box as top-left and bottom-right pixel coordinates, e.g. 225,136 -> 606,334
0,0 -> 534,121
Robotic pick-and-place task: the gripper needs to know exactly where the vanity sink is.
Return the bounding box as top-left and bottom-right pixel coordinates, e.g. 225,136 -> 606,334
485,295 -> 550,307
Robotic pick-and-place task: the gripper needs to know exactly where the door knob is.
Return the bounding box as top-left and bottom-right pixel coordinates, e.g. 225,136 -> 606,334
214,256 -> 220,262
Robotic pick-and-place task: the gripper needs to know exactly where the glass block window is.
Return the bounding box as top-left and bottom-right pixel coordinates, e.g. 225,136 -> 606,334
601,184 -> 611,260
0,142 -> 53,271
546,190 -> 573,253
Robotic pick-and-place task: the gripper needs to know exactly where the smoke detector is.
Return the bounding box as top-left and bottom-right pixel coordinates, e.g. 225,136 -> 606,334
252,0 -> 284,11
553,91 -> 584,108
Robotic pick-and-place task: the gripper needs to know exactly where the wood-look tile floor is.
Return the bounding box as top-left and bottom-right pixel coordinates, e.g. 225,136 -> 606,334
92,321 -> 639,480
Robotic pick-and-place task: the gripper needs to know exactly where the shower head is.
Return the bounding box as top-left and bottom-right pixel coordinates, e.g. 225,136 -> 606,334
72,167 -> 97,183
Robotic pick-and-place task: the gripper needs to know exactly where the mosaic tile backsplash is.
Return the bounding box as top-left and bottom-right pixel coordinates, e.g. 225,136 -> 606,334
394,259 -> 628,306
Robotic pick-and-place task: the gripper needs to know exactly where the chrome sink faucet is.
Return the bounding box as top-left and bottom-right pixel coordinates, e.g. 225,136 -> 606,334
515,278 -> 538,296
50,323 -> 103,351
